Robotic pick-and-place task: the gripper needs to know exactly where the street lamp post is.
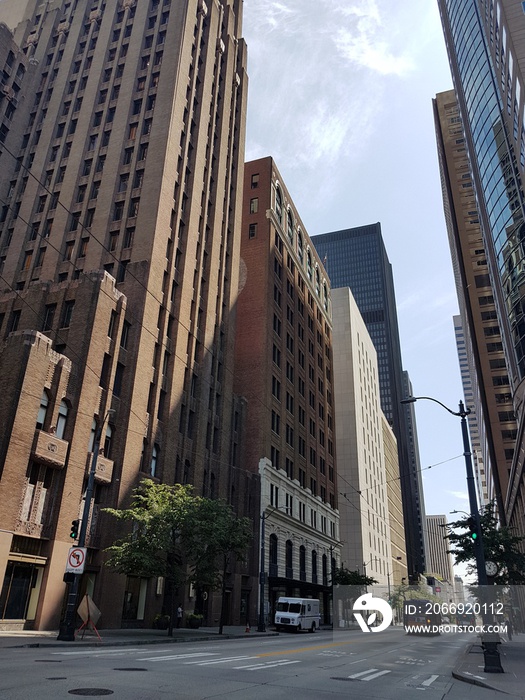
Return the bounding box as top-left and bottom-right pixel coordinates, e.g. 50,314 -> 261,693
401,396 -> 503,672
257,511 -> 267,632
57,408 -> 115,641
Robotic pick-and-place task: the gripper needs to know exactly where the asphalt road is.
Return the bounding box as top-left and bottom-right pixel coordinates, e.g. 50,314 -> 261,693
0,627 -> 512,699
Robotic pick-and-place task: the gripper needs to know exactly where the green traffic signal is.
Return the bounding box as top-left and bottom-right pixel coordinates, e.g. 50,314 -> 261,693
70,519 -> 80,539
467,516 -> 479,541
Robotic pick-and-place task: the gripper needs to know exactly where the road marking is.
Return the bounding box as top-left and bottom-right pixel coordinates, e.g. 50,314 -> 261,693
421,675 -> 439,687
137,652 -> 216,662
183,656 -> 256,665
233,659 -> 301,670
52,649 -> 140,656
348,669 -> 392,682
256,640 -> 359,657
348,668 -> 379,678
362,670 -> 391,681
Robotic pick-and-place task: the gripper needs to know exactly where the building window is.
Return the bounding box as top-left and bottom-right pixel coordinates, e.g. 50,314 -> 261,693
285,540 -> 293,578
36,390 -> 49,429
61,300 -> 75,328
269,534 -> 278,577
56,400 -> 68,439
312,550 -> 318,584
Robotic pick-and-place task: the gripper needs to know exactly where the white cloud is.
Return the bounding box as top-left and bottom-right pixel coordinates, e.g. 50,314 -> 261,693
448,491 -> 469,501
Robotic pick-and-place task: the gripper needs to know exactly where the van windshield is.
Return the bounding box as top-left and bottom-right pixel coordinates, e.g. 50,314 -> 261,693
276,602 -> 301,613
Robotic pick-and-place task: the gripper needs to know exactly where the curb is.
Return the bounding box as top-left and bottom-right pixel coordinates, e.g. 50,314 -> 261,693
3,631 -> 279,650
451,670 -> 510,695
451,642 -> 510,695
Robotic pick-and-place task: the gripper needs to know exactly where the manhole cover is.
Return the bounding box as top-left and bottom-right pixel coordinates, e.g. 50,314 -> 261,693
68,690 -> 114,696
330,677 -> 356,682
47,677 -> 67,680
113,668 -> 147,672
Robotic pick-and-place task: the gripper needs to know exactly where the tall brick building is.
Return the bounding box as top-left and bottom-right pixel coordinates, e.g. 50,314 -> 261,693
234,157 -> 340,625
0,0 -> 251,630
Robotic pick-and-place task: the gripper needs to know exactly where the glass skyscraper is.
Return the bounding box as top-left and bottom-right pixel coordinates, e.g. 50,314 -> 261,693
438,0 -> 525,543
313,224 -> 427,579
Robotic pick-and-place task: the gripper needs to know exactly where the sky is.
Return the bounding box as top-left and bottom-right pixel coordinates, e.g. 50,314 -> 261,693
242,0 -> 473,571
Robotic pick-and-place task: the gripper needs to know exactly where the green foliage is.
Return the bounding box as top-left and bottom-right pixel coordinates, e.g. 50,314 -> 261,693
104,479 -> 253,591
333,565 -> 378,587
445,504 -> 525,584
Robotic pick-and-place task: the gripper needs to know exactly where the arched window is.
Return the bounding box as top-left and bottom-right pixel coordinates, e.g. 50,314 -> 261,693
307,250 -> 312,280
269,534 -> 278,577
150,443 -> 159,477
323,282 -> 328,311
275,186 -> 282,223
55,400 -> 68,439
312,550 -> 318,584
287,209 -> 294,243
36,390 -> 49,430
322,553 -> 328,586
285,539 -> 293,578
297,231 -> 304,263
300,545 -> 306,581
315,267 -> 320,295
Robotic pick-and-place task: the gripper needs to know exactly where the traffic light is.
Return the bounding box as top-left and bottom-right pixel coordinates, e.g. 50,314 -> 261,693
70,519 -> 80,540
467,516 -> 479,541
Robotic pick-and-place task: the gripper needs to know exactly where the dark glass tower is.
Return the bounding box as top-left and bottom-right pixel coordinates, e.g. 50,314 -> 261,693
313,224 -> 426,578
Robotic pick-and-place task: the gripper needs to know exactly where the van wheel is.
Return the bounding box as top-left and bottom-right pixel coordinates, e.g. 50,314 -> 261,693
296,624 -> 301,633
310,622 -> 316,633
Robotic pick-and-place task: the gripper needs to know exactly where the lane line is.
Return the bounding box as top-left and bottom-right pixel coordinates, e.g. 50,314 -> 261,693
421,675 -> 439,687
256,640 -> 360,657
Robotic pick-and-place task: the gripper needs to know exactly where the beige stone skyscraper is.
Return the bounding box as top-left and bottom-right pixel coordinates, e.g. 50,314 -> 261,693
0,0 -> 249,630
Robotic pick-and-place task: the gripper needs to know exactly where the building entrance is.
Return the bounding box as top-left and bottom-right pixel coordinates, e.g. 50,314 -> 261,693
0,561 -> 40,621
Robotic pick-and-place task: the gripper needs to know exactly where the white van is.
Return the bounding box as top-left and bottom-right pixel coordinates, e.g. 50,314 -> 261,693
274,597 -> 321,632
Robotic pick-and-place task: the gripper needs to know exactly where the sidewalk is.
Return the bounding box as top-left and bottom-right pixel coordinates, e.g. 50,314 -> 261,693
452,634 -> 525,698
0,625 -> 278,649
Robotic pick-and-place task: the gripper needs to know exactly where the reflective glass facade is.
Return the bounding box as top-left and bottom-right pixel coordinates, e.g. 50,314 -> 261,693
440,0 -> 525,378
313,225 -> 427,578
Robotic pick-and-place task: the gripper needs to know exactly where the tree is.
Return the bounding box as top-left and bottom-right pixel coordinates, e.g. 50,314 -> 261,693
104,479 -> 253,635
332,565 -> 377,588
445,504 -> 525,585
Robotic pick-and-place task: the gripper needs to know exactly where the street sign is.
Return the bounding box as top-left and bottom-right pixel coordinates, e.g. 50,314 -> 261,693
65,546 -> 87,574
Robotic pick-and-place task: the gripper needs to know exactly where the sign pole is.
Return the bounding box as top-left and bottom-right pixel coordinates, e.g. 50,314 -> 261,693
57,409 -> 114,641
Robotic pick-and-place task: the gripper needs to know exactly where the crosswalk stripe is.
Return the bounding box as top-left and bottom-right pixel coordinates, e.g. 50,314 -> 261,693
183,656 -> 256,665
137,652 -> 216,662
233,659 -> 301,670
348,668 -> 379,679
422,675 -> 439,687
362,670 -> 391,681
52,649 -> 140,656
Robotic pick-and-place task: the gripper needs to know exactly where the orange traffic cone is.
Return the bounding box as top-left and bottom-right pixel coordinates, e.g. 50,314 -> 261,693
245,621 -> 251,633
